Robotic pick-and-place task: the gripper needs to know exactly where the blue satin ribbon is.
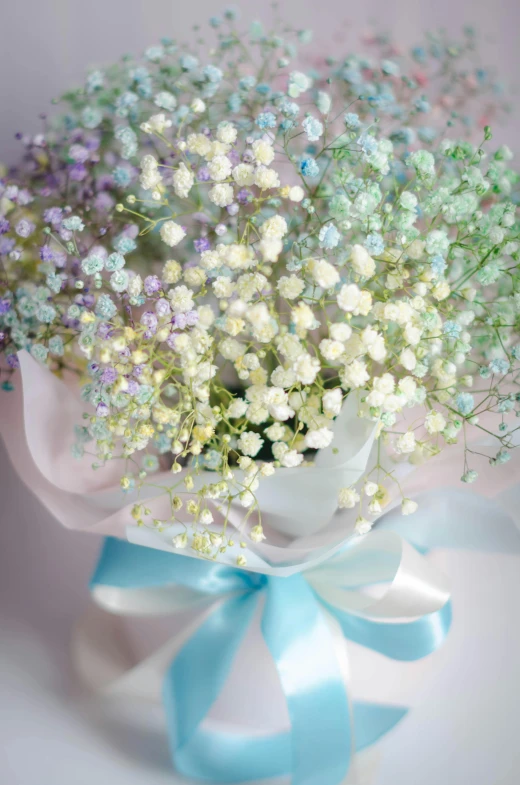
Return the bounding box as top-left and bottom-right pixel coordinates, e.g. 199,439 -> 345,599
91,537 -> 450,784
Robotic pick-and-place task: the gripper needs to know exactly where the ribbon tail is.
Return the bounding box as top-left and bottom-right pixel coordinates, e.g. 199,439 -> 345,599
352,701 -> 407,751
170,728 -> 291,783
262,574 -> 352,785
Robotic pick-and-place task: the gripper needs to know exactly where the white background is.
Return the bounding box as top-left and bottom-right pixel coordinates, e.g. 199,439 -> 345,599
1,0 -> 520,783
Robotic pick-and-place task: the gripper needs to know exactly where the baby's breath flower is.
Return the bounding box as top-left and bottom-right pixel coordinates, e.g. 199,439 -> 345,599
355,516 -> 373,535
237,431 -> 264,457
1,16 -> 517,554
250,525 -> 266,543
401,499 -> 418,515
160,221 -> 186,247
425,411 -> 447,434
302,115 -> 324,141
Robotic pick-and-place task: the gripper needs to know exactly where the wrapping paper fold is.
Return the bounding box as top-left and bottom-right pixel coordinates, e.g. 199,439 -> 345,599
1,351 -> 520,573
1,352 -> 520,783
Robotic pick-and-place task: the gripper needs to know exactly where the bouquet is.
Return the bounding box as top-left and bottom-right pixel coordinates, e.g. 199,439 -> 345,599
1,10 -> 519,784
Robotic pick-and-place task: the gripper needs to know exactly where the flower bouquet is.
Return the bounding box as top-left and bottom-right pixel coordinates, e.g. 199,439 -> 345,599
1,11 -> 519,784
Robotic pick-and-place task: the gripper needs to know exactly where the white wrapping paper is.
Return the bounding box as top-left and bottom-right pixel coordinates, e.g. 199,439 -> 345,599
1,350 -> 519,570
1,352 -> 520,785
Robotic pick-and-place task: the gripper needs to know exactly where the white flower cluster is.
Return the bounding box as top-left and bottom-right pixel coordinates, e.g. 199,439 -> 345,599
3,19 -> 518,562
122,100 -> 519,552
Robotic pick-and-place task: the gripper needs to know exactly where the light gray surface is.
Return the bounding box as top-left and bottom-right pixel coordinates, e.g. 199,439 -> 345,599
1,0 -> 520,782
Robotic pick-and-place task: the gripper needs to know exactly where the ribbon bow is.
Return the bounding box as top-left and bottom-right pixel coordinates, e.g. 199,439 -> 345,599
89,522 -> 454,785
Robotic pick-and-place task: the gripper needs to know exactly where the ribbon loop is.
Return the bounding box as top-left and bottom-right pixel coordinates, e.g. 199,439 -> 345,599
328,599 -> 453,662
92,536 -> 261,595
305,530 -> 450,620
164,592 -> 261,778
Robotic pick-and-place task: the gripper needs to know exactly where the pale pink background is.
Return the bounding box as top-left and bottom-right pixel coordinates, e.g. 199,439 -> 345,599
1,1 -> 519,783
1,0 -> 519,161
